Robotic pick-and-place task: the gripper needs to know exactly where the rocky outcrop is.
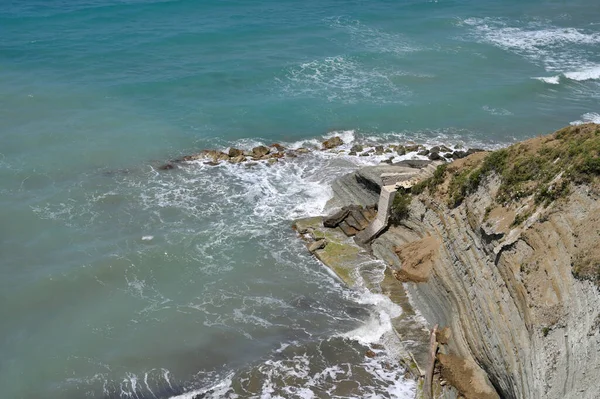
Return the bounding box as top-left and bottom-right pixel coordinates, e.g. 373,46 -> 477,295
297,124 -> 600,399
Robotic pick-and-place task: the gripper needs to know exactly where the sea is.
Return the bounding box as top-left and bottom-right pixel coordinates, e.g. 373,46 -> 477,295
1,0 -> 599,398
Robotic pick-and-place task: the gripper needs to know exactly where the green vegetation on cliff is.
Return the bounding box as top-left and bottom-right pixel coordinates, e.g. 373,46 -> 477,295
445,124 -> 600,207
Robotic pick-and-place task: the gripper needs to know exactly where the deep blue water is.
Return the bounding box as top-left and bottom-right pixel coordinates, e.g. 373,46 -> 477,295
1,0 -> 600,398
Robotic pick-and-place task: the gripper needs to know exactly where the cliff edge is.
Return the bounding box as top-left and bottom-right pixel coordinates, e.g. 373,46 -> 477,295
298,124 -> 600,399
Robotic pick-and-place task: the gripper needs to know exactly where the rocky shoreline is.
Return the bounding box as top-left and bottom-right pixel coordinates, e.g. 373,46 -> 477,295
293,124 -> 600,399
157,135 -> 485,170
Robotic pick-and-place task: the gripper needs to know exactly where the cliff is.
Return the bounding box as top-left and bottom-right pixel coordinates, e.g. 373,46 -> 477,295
296,124 -> 600,399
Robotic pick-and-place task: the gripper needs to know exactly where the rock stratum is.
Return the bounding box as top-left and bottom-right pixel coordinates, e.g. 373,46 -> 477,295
294,124 -> 600,399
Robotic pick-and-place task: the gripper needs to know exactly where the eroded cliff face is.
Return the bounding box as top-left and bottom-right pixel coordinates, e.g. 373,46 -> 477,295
370,125 -> 600,399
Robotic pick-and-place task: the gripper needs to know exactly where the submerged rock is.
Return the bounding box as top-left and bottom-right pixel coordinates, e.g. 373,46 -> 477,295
158,163 -> 176,170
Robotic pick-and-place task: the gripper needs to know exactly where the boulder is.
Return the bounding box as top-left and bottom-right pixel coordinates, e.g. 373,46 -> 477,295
430,146 -> 441,153
229,155 -> 246,164
405,145 -> 419,152
439,145 -> 452,153
428,152 -> 442,161
360,152 -> 370,157
375,145 -> 384,155
396,146 -> 406,155
296,148 -> 310,154
228,148 -> 244,158
322,136 -> 344,149
348,151 -> 357,156
452,150 -> 467,159
350,144 -> 364,153
324,208 -> 351,228
252,145 -> 270,157
204,150 -> 230,161
271,143 -> 286,152
417,149 -> 430,156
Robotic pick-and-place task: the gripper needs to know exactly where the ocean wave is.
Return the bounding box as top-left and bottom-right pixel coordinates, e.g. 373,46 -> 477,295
534,65 -> 600,85
570,112 -> 600,125
461,17 -> 600,74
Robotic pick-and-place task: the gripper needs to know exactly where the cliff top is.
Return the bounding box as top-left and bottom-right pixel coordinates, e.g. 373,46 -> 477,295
408,123 -> 600,285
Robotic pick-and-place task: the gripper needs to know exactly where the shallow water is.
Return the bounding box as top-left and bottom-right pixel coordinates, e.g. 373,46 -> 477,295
1,0 -> 600,397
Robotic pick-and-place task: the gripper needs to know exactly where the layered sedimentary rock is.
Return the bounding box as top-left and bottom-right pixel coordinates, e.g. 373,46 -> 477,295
299,124 -> 600,399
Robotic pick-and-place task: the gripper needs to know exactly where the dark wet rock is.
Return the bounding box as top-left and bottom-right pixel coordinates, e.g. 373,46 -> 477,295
158,163 -> 176,170
444,152 -> 454,159
431,146 -> 441,153
348,151 -> 357,156
452,150 -> 467,159
322,136 -> 344,149
252,145 -> 270,157
270,152 -> 284,159
228,148 -> 243,158
417,149 -> 430,156
375,145 -> 384,155
360,152 -> 370,157
350,144 -> 364,153
365,349 -> 377,358
380,157 -> 394,164
384,148 -> 392,153
204,161 -> 220,166
286,151 -> 298,158
396,145 -> 406,155
323,208 -> 352,228
439,145 -> 452,153
428,152 -> 442,161
405,145 -> 419,152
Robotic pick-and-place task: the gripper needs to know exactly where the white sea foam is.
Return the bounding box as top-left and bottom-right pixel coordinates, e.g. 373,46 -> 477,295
564,66 -> 600,81
570,112 -> 600,125
279,55 -> 411,103
461,17 -> 600,76
482,105 -> 513,116
534,75 -> 561,84
327,16 -> 420,55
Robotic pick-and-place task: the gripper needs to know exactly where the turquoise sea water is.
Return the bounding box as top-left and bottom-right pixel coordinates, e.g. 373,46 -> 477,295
1,0 -> 600,398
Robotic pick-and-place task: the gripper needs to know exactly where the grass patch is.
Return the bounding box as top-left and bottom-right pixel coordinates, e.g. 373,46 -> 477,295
390,188 -> 412,225
411,163 -> 447,195
446,124 -> 600,208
